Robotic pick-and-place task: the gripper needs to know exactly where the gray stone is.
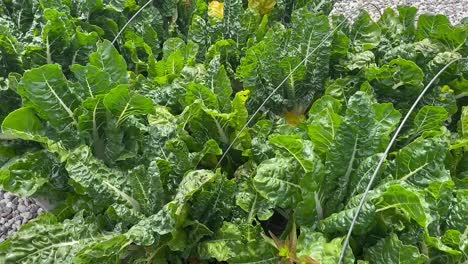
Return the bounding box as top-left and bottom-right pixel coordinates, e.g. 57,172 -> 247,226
1,208 -> 12,217
6,218 -> 15,225
20,212 -> 32,220
29,206 -> 38,213
3,192 -> 12,200
17,205 -> 27,213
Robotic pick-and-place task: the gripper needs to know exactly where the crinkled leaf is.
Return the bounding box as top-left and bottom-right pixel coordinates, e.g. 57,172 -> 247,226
394,136 -> 451,186
364,234 -> 427,264
0,150 -> 58,197
103,84 -> 154,126
253,157 -> 302,208
129,170 -> 218,245
446,190 -> 468,232
0,213 -> 128,263
269,135 -> 315,172
70,64 -> 112,98
297,228 -> 355,264
376,185 -> 429,228
320,202 -> 376,235
66,145 -> 140,211
198,221 -> 278,263
322,92 -> 400,215
350,11 -> 381,52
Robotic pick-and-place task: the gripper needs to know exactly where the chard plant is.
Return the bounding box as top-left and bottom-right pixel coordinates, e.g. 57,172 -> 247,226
0,0 -> 467,263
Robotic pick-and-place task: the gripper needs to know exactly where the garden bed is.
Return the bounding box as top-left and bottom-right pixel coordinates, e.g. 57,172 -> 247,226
0,0 -> 467,263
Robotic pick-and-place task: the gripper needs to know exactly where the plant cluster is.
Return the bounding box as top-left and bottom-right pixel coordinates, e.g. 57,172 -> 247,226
0,0 -> 467,263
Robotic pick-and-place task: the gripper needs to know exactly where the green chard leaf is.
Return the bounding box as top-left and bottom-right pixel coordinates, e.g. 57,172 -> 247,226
1,3 -> 468,264
128,170 -> 219,246
0,213 -> 129,263
198,221 -> 278,263
66,145 -> 140,211
394,136 -> 451,186
364,234 -> 427,263
350,11 -> 382,52
18,64 -> 79,133
0,150 -> 61,197
253,157 -> 302,208
306,95 -> 343,155
89,40 -> 128,86
322,91 -> 401,215
103,84 -> 155,126
375,185 -> 429,228
297,227 -> 356,264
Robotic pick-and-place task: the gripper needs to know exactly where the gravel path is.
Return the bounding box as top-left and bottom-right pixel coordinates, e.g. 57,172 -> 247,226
0,191 -> 44,243
332,0 -> 468,24
1,0 -> 468,244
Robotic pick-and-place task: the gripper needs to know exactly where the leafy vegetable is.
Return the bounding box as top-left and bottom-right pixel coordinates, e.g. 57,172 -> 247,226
0,1 -> 467,263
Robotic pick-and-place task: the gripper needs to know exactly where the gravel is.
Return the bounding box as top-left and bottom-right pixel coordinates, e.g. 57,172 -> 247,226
1,0 -> 468,245
0,191 -> 44,243
331,0 -> 468,24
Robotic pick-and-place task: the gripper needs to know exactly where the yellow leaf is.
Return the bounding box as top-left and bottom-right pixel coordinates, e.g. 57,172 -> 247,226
208,1 -> 224,20
248,0 -> 277,15
285,112 -> 305,126
441,85 -> 454,94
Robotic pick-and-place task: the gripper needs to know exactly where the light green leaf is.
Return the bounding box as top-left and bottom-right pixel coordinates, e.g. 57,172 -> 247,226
365,58 -> 424,110
408,105 -> 448,138
307,95 -> 343,154
253,157 -> 302,208
1,107 -> 66,156
320,202 -> 376,235
103,84 -> 154,126
106,203 -> 145,225
344,51 -> 376,71
416,14 -> 451,41
322,92 -> 401,215
394,136 -> 451,186
70,64 -> 112,98
269,135 -> 315,172
129,170 -> 218,245
0,151 -> 56,196
198,221 -> 278,263
66,145 -> 140,211
89,40 -> 128,86
18,64 -> 79,129
206,57 -> 232,112
350,11 -> 381,51
2,107 -> 44,140
378,7 -> 417,43
376,185 -> 429,228
364,234 -> 427,263
236,179 -> 274,221
0,213 -> 128,263
185,83 -> 218,109
297,228 -> 355,264
128,163 -> 165,215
